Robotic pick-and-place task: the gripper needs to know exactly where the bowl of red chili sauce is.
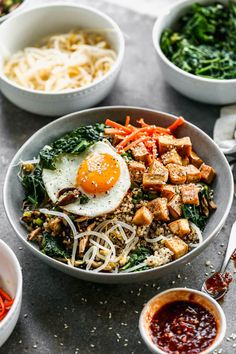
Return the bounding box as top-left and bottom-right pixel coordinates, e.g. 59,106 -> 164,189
139,288 -> 226,354
0,240 -> 22,347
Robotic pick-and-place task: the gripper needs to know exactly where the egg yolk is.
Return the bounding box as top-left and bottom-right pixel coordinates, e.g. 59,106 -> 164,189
76,153 -> 120,194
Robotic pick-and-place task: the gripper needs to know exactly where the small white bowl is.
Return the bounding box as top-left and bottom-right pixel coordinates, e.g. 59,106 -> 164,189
0,240 -> 22,348
0,3 -> 125,116
152,0 -> 236,105
139,288 -> 226,354
0,0 -> 30,24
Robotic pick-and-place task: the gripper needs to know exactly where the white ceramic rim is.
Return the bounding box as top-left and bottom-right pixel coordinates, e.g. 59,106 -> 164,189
152,0 -> 236,84
0,240 -> 22,331
0,2 -> 125,95
0,0 -> 30,22
3,106 -> 234,279
139,288 -> 227,354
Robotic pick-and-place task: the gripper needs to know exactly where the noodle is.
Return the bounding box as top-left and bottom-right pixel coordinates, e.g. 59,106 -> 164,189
4,30 -> 117,92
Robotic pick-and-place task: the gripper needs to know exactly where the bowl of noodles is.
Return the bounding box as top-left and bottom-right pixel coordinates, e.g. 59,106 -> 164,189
0,3 -> 124,116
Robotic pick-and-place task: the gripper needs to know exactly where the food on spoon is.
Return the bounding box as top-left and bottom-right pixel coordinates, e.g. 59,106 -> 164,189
19,116 -> 217,273
160,1 -> 236,80
4,30 -> 116,92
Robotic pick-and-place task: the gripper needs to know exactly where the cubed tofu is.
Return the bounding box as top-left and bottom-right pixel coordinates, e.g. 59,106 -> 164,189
185,164 -> 201,183
159,136 -> 192,156
182,156 -> 190,166
189,150 -> 203,168
181,184 -> 200,205
167,164 -> 187,184
131,142 -> 149,162
161,149 -> 182,166
168,219 -> 191,237
168,194 -> 182,219
164,237 -> 188,259
143,162 -> 169,190
200,164 -> 216,184
132,206 -> 153,226
147,198 -> 169,221
161,184 -> 177,201
128,161 -> 146,183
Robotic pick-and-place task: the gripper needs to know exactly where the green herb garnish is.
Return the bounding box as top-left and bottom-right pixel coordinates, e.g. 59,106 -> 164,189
41,232 -> 70,258
22,165 -> 47,208
121,247 -> 151,272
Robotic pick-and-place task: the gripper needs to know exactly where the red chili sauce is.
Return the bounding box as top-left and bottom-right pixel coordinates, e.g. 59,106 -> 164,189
231,250 -> 236,262
205,272 -> 233,296
150,300 -> 217,354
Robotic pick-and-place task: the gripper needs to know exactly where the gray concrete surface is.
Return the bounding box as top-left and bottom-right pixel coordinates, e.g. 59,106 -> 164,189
0,1 -> 236,353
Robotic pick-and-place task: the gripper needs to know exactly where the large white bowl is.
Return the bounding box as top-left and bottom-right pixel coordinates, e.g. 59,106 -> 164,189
0,3 -> 125,116
0,240 -> 22,348
152,0 -> 236,105
3,106 -> 234,284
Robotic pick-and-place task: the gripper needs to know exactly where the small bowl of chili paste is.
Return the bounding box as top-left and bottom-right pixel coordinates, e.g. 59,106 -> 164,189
139,288 -> 226,354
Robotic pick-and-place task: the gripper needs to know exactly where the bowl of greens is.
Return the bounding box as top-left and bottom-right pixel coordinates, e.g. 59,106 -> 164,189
153,0 -> 236,104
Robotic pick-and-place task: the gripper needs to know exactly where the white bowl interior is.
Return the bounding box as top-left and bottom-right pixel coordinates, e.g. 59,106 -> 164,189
0,241 -> 19,299
0,4 -> 121,70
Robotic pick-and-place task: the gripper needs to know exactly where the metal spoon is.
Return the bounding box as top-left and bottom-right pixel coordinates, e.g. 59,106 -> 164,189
202,221 -> 236,300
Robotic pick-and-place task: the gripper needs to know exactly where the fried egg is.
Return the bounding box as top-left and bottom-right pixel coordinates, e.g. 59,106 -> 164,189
42,141 -> 131,217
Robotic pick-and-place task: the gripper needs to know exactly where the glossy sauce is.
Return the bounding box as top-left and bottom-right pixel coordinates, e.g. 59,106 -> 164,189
205,272 -> 233,296
150,300 -> 217,354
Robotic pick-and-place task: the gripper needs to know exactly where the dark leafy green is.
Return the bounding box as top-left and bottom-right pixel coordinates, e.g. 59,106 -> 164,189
41,232 -> 70,258
22,166 -> 47,208
121,247 -> 151,271
40,123 -> 105,169
160,1 -> 236,79
182,204 -> 207,231
132,189 -> 159,205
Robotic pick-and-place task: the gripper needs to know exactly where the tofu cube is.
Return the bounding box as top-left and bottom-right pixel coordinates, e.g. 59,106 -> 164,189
182,156 -> 190,166
147,198 -> 169,221
167,164 -> 187,184
185,164 -> 201,183
132,206 -> 153,226
161,184 -> 177,201
143,162 -> 168,190
168,219 -> 191,237
181,184 -> 200,205
128,161 -> 146,183
161,149 -> 182,166
159,136 -> 192,156
189,150 -> 203,168
164,237 -> 188,259
168,194 -> 182,219
131,142 -> 149,162
200,164 -> 216,184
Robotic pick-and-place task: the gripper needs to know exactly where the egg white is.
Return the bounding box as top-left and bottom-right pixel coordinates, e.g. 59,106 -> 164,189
42,141 -> 131,217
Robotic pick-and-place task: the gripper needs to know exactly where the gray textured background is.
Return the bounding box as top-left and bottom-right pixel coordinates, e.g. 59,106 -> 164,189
0,1 -> 236,353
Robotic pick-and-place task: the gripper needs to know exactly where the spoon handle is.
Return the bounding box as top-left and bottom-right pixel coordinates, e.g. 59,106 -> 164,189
220,221 -> 236,273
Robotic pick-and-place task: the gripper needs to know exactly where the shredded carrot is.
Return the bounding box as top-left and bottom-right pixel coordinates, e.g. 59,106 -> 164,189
125,115 -> 130,126
0,288 -> 14,322
105,119 -> 132,133
168,116 -> 185,132
123,137 -> 150,152
104,116 -> 185,154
